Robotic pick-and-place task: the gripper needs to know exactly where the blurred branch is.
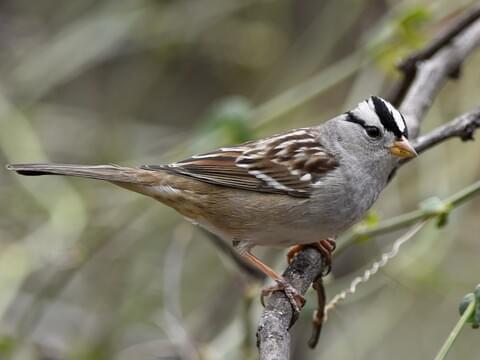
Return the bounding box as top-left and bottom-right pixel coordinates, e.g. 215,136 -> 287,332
327,180 -> 480,315
159,228 -> 199,360
252,52 -> 366,130
337,179 -> 480,254
389,3 -> 480,106
12,7 -> 144,102
242,287 -> 257,360
322,179 -> 480,340
257,6 -> 480,359
399,11 -> 480,138
201,229 -> 265,280
4,203 -> 159,358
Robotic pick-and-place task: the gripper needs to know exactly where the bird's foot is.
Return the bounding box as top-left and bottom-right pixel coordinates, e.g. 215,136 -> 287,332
287,238 -> 336,275
317,238 -> 336,275
260,277 -> 305,323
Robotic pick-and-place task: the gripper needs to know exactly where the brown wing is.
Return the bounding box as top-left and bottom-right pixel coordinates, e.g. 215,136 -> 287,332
142,128 -> 338,198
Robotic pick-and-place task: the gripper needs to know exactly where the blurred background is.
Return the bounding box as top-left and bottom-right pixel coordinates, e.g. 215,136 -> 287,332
0,0 -> 479,359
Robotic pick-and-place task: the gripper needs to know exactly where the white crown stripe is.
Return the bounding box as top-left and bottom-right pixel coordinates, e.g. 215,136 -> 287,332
383,100 -> 406,133
353,97 -> 407,137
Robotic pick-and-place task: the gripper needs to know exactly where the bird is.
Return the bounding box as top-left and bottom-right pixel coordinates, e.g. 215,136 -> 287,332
6,96 -> 417,314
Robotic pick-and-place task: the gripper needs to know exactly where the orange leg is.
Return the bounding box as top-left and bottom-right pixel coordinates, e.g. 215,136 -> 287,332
241,251 -> 305,315
287,238 -> 336,275
287,244 -> 304,264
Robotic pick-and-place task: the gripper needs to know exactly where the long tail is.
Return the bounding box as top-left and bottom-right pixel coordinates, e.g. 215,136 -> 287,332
6,163 -> 160,185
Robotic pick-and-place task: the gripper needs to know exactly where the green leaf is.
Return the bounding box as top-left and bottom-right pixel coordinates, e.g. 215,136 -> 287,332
419,197 -> 452,227
475,284 -> 480,327
459,293 -> 479,328
352,211 -> 379,244
474,284 -> 480,300
368,5 -> 432,71
459,293 -> 474,317
364,211 -> 380,227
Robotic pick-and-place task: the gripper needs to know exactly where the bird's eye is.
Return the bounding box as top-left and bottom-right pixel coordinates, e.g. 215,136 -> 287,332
365,126 -> 382,139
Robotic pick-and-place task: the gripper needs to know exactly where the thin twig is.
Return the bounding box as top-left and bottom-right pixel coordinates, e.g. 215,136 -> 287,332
399,4 -> 480,71
159,226 -> 199,360
325,221 -> 427,318
326,179 -> 480,323
337,180 -> 480,254
252,52 -> 366,130
389,3 -> 480,106
400,17 -> 480,138
413,108 -> 480,153
434,299 -> 476,360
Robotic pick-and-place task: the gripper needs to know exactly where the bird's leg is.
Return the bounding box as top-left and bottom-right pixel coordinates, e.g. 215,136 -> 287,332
240,251 -> 305,317
286,238 -> 336,275
286,244 -> 304,264
286,241 -> 334,347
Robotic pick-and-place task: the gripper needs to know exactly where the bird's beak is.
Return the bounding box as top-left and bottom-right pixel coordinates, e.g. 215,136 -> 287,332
389,136 -> 418,158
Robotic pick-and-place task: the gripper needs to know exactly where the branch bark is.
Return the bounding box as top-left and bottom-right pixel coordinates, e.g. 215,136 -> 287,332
389,3 -> 480,106
257,7 -> 480,360
400,17 -> 480,138
413,108 -> 480,153
256,247 -> 325,360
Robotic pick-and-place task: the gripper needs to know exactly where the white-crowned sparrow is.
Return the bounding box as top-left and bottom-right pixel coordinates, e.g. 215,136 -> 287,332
6,96 -> 417,312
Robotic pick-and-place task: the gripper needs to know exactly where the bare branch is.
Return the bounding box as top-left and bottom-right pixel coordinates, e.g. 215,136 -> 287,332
394,108 -> 480,169
400,18 -> 480,138
399,4 -> 480,72
413,108 -> 480,153
389,4 -> 480,106
257,247 -> 325,360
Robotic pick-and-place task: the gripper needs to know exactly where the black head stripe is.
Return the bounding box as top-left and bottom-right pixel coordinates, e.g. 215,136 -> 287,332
345,111 -> 365,126
400,113 -> 408,139
371,96 -> 405,138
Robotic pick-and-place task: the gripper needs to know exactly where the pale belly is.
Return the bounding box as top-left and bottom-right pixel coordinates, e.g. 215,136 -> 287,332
143,166 -> 384,250
190,187 -> 371,249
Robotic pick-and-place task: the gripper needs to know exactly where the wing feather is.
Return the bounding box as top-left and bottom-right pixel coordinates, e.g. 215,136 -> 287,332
142,129 -> 338,197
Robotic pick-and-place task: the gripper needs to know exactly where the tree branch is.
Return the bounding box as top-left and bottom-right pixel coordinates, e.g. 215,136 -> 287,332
257,247 -> 325,360
337,179 -> 480,254
389,3 -> 480,106
257,7 -> 480,360
400,17 -> 480,138
413,108 -> 480,153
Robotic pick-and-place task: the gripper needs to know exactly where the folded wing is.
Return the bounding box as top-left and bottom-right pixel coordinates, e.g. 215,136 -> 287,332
143,129 -> 338,198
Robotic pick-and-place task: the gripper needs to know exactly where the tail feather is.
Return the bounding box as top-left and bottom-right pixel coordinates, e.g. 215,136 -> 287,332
6,163 -> 159,185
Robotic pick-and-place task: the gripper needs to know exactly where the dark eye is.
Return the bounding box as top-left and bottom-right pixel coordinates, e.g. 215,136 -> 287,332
365,126 -> 382,139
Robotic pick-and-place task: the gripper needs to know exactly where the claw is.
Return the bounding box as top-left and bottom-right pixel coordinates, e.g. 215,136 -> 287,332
260,278 -> 305,325
287,238 -> 336,276
287,245 -> 303,264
